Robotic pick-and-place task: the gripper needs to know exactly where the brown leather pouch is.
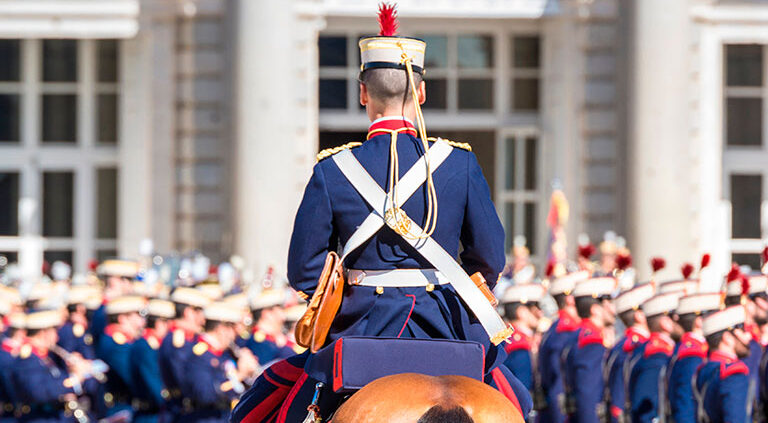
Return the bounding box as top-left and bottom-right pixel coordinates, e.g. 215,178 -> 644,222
470,272 -> 498,308
295,251 -> 346,353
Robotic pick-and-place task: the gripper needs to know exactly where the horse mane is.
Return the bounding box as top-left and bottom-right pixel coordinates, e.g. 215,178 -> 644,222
417,405 -> 474,423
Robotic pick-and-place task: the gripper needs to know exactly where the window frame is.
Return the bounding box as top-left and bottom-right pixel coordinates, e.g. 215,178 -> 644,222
319,17 -> 546,263
0,39 -> 119,271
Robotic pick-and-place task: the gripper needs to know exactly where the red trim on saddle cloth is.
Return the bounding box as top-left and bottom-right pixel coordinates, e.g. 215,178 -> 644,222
677,332 -> 708,360
366,116 -> 418,139
276,372 -> 309,423
491,367 -> 522,416
555,310 -> 580,333
333,338 -> 345,392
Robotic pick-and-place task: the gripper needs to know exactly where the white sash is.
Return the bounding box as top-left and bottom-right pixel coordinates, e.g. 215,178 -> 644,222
332,141 -> 511,345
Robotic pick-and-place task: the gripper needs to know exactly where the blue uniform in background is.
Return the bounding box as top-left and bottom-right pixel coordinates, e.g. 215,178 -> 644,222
503,325 -> 534,391
604,326 -> 648,423
537,310 -> 579,423
564,319 -> 606,423
627,332 -> 675,423
245,329 -> 294,366
130,329 -> 167,423
668,332 -> 707,423
95,324 -> 135,417
743,326 -> 763,419
182,336 -> 239,423
695,350 -> 748,423
57,322 -> 95,359
159,326 -> 198,422
0,339 -> 19,422
11,346 -> 75,423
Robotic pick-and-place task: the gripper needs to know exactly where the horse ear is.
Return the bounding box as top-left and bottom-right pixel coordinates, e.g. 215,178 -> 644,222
417,405 -> 474,423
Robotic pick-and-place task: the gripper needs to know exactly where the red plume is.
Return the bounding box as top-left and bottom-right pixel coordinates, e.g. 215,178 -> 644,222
578,244 -> 596,260
726,263 -> 741,283
617,253 -> 632,271
741,274 -> 750,296
545,260 -> 555,278
377,3 -> 399,36
762,247 -> 768,264
651,257 -> 666,273
700,253 -> 711,270
681,263 -> 694,280
88,259 -> 99,271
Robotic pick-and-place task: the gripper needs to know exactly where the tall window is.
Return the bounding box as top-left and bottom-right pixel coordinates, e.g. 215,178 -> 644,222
0,39 -> 120,271
318,24 -> 543,259
724,44 -> 768,267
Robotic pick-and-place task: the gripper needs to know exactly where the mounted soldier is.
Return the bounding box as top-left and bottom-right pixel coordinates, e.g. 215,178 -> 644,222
231,2 -> 529,422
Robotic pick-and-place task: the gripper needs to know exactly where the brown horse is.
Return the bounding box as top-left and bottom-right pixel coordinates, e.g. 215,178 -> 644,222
330,373 -> 526,423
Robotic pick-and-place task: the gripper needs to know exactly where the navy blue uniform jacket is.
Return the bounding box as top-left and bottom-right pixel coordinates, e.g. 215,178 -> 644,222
696,350 -> 749,423
288,119 -> 506,373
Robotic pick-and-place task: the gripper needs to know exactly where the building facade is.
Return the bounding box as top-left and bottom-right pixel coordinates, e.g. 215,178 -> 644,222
0,0 -> 765,285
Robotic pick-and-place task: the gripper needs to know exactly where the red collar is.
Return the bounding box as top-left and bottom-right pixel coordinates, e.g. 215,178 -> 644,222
367,116 -> 418,140
143,328 -> 160,343
623,326 -> 650,352
556,310 -> 580,333
170,322 -> 197,341
745,323 -> 762,343
505,324 -> 533,353
105,324 -> 135,343
644,332 -> 675,357
677,332 -> 708,359
710,349 -> 738,364
199,334 -> 224,357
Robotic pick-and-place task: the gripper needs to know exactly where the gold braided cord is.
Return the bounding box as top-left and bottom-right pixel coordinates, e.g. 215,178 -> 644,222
316,142 -> 363,162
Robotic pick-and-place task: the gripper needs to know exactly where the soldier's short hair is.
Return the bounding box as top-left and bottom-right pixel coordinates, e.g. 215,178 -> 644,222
360,68 -> 423,106
575,296 -> 599,319
677,312 -> 698,333
552,293 -> 568,310
705,330 -> 725,351
617,309 -> 635,328
646,314 -> 665,333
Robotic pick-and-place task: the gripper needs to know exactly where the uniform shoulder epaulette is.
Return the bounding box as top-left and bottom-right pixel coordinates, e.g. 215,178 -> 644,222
720,361 -> 749,379
253,330 -> 266,343
427,137 -> 472,151
19,344 -> 31,359
173,329 -> 185,348
146,336 -> 160,350
677,340 -> 707,360
577,329 -> 604,348
193,341 -> 208,356
316,142 -> 363,162
72,323 -> 85,338
643,339 -> 674,358
112,332 -> 127,345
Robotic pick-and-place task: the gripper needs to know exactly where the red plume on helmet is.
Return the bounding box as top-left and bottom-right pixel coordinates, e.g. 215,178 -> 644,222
741,274 -> 750,296
700,253 -> 711,270
651,257 -> 666,273
377,3 -> 399,36
681,263 -> 694,280
616,253 -> 632,271
578,243 -> 596,260
762,246 -> 768,265
545,260 -> 555,278
726,263 -> 741,283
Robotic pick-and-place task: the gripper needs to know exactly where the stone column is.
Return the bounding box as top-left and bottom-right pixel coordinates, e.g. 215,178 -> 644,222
234,0 -> 323,282
626,0 -> 693,279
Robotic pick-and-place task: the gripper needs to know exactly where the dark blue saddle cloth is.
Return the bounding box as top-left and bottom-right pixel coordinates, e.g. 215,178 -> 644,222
309,336 -> 486,393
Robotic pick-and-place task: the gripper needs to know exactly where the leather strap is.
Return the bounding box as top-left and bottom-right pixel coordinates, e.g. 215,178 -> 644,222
348,269 -> 450,287
333,144 -> 511,345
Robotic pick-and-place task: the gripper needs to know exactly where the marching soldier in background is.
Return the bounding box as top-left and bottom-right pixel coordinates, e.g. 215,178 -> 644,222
668,292 -> 721,423
246,289 -> 293,365
627,292 -> 682,423
182,303 -> 258,423
501,283 -> 545,393
130,299 -> 175,423
0,303 -> 21,423
537,271 -> 585,423
91,260 -> 140,347
696,306 -> 752,423
58,286 -> 98,360
563,277 -> 616,423
605,283 -> 653,423
160,287 -> 210,422
96,295 -> 147,418
11,310 -> 91,423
